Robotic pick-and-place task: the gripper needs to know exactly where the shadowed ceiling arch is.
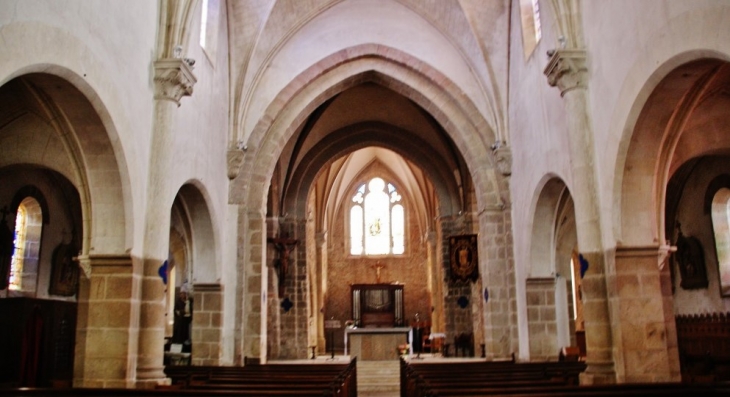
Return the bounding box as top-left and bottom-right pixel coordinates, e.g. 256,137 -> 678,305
0,73 -> 129,255
281,121 -> 462,218
618,58 -> 730,246
235,45 -> 502,214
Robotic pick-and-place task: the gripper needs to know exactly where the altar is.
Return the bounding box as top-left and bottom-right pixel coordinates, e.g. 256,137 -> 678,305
345,327 -> 412,360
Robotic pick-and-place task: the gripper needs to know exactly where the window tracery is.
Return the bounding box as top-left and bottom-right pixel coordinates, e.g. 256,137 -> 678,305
350,177 -> 405,256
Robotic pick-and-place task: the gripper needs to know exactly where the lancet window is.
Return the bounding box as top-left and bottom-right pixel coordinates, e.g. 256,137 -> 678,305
350,177 -> 405,256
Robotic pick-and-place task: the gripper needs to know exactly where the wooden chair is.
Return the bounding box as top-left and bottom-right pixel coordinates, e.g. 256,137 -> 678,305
559,346 -> 581,362
454,332 -> 474,357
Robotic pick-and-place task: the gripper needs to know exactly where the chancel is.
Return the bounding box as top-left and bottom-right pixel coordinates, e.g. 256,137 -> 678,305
346,283 -> 411,361
2,1 -> 730,396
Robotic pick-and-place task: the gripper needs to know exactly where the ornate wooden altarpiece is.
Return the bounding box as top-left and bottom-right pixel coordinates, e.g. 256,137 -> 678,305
351,284 -> 404,327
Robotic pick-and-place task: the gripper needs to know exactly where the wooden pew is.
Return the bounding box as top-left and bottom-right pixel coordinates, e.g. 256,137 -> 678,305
401,358 -> 730,397
401,358 -> 586,396
0,358 -> 357,397
164,359 -> 356,397
425,382 -> 730,396
0,388 -> 331,396
173,359 -> 356,397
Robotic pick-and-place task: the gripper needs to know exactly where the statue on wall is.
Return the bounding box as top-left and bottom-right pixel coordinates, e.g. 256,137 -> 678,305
675,223 -> 708,290
268,233 -> 298,298
173,284 -> 193,351
49,242 -> 80,296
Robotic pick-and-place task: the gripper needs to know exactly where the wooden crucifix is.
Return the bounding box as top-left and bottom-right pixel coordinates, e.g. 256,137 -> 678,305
372,261 -> 386,283
268,234 -> 298,298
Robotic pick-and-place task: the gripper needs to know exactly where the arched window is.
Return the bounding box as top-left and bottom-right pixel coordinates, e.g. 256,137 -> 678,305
711,188 -> 730,296
10,197 -> 43,292
350,177 -> 405,256
199,0 -> 221,63
520,0 -> 542,59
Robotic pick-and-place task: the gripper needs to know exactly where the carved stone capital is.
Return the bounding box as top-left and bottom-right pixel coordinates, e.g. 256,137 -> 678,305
153,58 -> 197,106
227,147 -> 245,180
544,49 -> 587,96
493,145 -> 512,176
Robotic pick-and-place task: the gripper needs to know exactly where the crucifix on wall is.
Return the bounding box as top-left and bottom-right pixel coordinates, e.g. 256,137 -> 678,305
372,261 -> 386,283
267,234 -> 298,298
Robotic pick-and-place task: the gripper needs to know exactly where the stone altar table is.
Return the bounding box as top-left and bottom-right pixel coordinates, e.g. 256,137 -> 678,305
345,327 -> 412,360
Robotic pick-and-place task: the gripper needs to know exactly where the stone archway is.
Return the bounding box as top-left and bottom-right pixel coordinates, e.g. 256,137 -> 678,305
231,45 -> 512,363
0,72 -> 131,386
527,176 -> 580,361
614,57 -> 730,382
168,182 -> 222,366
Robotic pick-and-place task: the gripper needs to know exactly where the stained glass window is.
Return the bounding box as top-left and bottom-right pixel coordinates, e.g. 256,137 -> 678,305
9,204 -> 27,290
712,188 -> 730,296
350,178 -> 404,256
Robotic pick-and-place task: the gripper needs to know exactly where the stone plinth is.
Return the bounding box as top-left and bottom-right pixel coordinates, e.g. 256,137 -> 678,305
347,327 -> 411,360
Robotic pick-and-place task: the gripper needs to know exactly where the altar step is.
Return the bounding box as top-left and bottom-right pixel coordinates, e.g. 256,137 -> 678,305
357,360 -> 400,396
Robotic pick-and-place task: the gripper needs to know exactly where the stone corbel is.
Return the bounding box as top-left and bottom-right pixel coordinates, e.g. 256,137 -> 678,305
227,146 -> 246,180
153,58 -> 197,106
493,145 -> 512,176
315,231 -> 327,248
657,242 -> 677,270
543,49 -> 587,96
76,254 -> 92,279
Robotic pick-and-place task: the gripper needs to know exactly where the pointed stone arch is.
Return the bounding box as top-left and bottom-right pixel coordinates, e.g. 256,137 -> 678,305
526,176 -> 579,361
0,68 -> 132,385
233,44 -> 502,210
613,50 -> 730,382
281,122 -> 462,218
231,44 -> 512,362
170,181 -> 222,365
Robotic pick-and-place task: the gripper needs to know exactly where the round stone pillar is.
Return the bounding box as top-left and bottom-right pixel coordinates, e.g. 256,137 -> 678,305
544,49 -> 615,384
136,57 -> 197,386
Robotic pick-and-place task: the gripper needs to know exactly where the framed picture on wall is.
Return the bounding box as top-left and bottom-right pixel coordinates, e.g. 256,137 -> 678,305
49,242 -> 80,296
449,234 -> 479,283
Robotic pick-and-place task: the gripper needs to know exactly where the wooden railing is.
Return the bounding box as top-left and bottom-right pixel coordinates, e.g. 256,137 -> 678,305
676,312 -> 730,381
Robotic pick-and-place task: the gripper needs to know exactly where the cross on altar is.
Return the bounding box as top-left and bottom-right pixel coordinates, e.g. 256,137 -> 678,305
372,261 -> 386,283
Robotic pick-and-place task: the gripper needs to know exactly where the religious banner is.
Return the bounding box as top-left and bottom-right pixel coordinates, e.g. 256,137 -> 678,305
449,234 -> 479,282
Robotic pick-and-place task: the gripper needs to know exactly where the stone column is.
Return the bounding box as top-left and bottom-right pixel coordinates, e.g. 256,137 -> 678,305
545,49 -> 615,384
612,246 -> 680,382
238,208 -> 265,364
74,255 -> 136,388
275,218 -> 308,359
478,206 -> 516,360
440,216 -> 474,347
135,58 -> 196,386
525,277 -> 558,361
426,231 -> 444,333
191,283 -> 223,366
315,232 -> 327,355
